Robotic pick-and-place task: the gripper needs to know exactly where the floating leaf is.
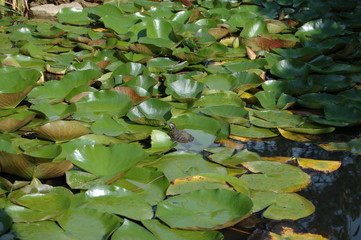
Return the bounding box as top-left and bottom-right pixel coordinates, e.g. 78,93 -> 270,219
56,208 -> 120,240
73,91 -> 133,121
166,79 -> 204,102
68,143 -> 148,178
57,8 -> 92,25
34,120 -> 90,141
112,167 -> 169,205
142,219 -> 224,240
148,151 -> 227,181
156,189 -> 252,230
127,99 -> 172,126
240,161 -> 311,192
296,19 -> 345,38
78,185 -> 153,220
251,191 -> 315,220
230,125 -> 279,139
166,175 -> 233,195
112,219 -> 157,240
297,158 -> 341,173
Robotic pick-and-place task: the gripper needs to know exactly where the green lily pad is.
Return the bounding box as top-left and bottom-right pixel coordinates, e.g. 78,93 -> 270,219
56,208 -> 120,240
156,189 -> 252,230
166,79 -> 204,102
251,110 -> 304,128
240,161 -> 311,192
251,191 -> 315,220
209,148 -> 261,168
112,218 -> 157,240
142,219 -> 224,240
0,109 -> 36,133
112,167 -> 169,205
0,67 -> 40,108
78,185 -> 153,220
57,7 -> 92,25
148,151 -> 227,181
30,103 -> 75,120
147,58 -> 188,73
270,59 -> 309,79
73,90 -> 133,121
296,19 -> 345,38
200,105 -> 248,123
127,99 -> 173,126
147,130 -> 176,154
68,143 -> 148,178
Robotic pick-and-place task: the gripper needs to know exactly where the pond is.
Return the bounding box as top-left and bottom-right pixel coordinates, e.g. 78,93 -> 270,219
222,126 -> 361,240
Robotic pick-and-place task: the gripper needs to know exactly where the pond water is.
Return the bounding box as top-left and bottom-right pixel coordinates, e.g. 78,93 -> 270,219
222,127 -> 361,240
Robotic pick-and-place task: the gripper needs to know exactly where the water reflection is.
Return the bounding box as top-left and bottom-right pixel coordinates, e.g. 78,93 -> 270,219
240,137 -> 361,240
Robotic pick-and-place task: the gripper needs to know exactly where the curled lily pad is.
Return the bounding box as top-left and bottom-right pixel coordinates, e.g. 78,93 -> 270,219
127,99 -> 173,126
166,79 -> 204,102
30,103 -> 76,121
0,67 -> 41,108
0,109 -> 36,133
68,143 -> 148,178
34,120 -> 90,141
73,90 -> 133,121
156,189 -> 253,230
0,151 -> 72,179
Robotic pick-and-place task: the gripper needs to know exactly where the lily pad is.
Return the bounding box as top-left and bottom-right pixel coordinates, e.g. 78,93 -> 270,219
34,120 -> 90,141
251,191 -> 315,220
156,189 -> 252,230
112,218 -> 157,240
127,99 -> 173,126
68,143 -> 148,178
142,219 -> 224,240
240,161 -> 311,192
78,185 -> 153,220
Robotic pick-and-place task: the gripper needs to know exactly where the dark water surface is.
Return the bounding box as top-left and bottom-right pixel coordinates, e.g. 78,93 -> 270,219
223,127 -> 361,240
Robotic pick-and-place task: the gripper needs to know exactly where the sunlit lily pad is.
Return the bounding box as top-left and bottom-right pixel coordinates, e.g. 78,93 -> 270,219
166,175 -> 233,195
148,151 -> 227,181
73,90 -> 133,121
127,99 -> 173,126
156,189 -> 252,230
78,185 -> 153,220
68,143 -> 148,178
112,167 -> 169,205
0,67 -> 41,108
56,208 -> 120,240
240,161 -> 311,192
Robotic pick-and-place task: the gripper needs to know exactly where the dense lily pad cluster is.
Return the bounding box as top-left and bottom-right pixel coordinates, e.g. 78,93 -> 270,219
0,0 -> 360,239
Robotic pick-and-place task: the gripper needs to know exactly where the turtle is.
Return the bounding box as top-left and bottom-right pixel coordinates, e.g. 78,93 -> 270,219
168,122 -> 195,143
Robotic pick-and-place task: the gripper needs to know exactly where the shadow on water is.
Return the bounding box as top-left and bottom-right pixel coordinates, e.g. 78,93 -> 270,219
223,127 -> 361,240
